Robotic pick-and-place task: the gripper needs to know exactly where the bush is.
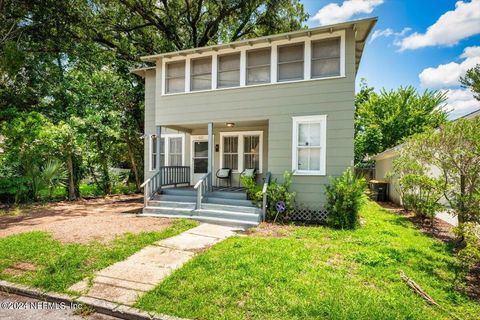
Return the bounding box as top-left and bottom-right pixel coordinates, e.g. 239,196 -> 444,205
241,171 -> 296,222
398,174 -> 444,218
326,168 -> 367,229
454,223 -> 480,279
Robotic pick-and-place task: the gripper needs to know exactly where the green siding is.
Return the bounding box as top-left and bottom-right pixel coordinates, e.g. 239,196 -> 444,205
147,29 -> 356,207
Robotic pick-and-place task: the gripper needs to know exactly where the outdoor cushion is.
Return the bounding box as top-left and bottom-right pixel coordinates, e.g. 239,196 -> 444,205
242,168 -> 256,177
217,168 -> 231,178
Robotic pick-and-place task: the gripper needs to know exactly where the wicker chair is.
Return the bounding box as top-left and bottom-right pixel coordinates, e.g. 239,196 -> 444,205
239,168 -> 257,186
216,168 -> 232,187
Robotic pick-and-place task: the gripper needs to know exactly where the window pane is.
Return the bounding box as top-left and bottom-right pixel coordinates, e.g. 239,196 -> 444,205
244,154 -> 259,170
218,70 -> 240,88
223,154 -> 238,171
191,58 -> 211,91
247,48 -> 270,67
244,136 -> 259,153
278,43 -> 304,63
169,137 -> 182,153
191,75 -> 212,91
191,57 -> 211,75
194,158 -> 208,173
297,147 -> 321,171
309,123 -> 321,146
312,38 -> 340,60
247,66 -> 270,84
194,141 -> 208,157
298,123 -> 321,147
219,53 -> 240,71
152,137 -> 157,153
167,77 -> 185,93
223,136 -> 238,153
298,124 -> 308,146
159,138 -> 165,166
278,61 -> 303,81
169,155 -> 182,166
167,61 -> 185,77
312,58 -> 340,78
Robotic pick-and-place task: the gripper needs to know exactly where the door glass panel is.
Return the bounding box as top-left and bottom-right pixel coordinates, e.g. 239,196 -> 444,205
194,159 -> 208,173
194,141 -> 208,157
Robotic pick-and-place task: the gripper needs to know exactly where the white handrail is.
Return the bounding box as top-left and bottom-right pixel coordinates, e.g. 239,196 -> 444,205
261,172 -> 272,221
194,172 -> 211,209
140,171 -> 161,206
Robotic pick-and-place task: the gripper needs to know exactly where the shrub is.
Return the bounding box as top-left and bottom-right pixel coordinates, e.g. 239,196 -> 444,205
398,174 -> 444,218
326,168 -> 367,229
454,223 -> 480,279
241,171 -> 296,222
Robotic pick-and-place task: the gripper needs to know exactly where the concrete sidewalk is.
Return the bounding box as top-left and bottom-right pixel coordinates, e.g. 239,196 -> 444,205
70,223 -> 238,306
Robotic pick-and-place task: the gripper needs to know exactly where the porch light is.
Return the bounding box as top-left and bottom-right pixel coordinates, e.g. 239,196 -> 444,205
226,122 -> 235,127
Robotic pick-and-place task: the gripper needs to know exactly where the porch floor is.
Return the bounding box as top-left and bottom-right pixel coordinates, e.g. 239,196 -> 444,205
172,186 -> 246,193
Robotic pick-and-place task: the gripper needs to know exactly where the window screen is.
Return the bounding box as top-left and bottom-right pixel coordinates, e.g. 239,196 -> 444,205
168,137 -> 182,166
218,53 -> 240,88
278,43 -> 304,82
311,38 -> 340,78
244,135 -> 260,170
166,61 -> 185,93
191,57 -> 212,91
247,48 -> 271,85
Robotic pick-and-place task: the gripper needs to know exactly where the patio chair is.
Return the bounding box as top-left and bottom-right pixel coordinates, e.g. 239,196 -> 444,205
216,168 -> 232,187
239,168 -> 257,186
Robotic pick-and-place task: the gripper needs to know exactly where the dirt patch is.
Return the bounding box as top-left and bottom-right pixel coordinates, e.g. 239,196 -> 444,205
244,222 -> 294,238
0,194 -> 173,244
3,261 -> 37,276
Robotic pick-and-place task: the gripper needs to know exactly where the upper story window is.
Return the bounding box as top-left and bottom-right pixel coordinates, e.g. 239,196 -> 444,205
312,38 -> 340,78
166,61 -> 185,94
278,43 -> 304,82
191,57 -> 212,91
218,53 -> 240,88
247,48 -> 270,85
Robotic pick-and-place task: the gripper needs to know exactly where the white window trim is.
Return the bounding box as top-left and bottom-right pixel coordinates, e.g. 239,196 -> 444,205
292,115 -> 327,176
160,30 -> 345,96
149,133 -> 185,171
219,131 -> 263,173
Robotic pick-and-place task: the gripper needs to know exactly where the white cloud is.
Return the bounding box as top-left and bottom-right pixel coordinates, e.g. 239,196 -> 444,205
370,27 -> 411,43
441,88 -> 480,119
398,0 -> 480,51
419,46 -> 480,88
311,0 -> 383,26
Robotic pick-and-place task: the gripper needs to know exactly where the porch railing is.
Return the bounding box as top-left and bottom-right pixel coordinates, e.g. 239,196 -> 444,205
140,170 -> 161,206
140,166 -> 191,206
194,172 -> 212,209
261,172 -> 272,221
161,166 -> 190,187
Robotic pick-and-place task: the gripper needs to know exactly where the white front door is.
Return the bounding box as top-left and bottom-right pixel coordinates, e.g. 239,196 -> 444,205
191,136 -> 209,185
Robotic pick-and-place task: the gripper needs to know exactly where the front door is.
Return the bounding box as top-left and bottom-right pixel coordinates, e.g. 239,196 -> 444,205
191,137 -> 209,185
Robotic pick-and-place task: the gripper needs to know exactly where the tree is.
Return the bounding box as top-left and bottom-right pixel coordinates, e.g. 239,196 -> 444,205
355,84 -> 448,163
460,64 -> 480,101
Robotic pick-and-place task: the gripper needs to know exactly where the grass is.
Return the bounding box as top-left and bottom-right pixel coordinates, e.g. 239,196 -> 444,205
0,219 -> 198,293
136,200 -> 480,320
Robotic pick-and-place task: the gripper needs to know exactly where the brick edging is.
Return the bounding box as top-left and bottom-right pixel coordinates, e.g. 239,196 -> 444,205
0,280 -> 186,320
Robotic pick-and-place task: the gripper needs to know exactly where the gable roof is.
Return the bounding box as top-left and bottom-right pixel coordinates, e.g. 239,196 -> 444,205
139,17 -> 377,73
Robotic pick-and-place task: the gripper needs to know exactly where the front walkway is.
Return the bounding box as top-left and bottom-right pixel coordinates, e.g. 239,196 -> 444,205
70,223 -> 239,305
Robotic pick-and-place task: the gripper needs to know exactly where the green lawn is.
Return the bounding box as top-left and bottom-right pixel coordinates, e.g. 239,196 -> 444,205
136,200 -> 480,320
0,219 -> 197,293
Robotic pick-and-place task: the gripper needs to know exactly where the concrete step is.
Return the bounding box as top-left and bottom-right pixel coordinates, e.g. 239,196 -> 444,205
195,209 -> 260,223
161,188 -> 196,197
157,194 -> 196,203
200,203 -> 261,214
207,191 -> 247,200
147,200 -> 196,209
141,211 -> 259,228
205,197 -> 255,207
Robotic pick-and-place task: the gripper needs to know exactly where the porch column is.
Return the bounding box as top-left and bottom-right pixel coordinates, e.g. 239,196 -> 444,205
156,126 -> 162,189
208,122 -> 213,191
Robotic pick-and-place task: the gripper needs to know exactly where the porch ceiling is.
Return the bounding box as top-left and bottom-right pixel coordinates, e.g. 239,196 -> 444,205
164,120 -> 268,132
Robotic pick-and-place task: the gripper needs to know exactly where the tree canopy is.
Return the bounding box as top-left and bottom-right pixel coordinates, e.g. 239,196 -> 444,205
0,0 -> 308,201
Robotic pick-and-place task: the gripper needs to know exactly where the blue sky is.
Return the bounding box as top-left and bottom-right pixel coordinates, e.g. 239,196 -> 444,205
301,0 -> 480,118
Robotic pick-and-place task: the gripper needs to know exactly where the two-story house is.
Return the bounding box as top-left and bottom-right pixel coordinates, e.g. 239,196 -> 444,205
132,17 -> 377,227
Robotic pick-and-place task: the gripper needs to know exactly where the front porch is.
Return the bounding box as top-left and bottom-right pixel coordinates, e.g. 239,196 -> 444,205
141,120 -> 271,227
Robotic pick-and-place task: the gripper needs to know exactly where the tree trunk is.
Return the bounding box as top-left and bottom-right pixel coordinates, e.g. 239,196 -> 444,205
125,133 -> 141,191
66,153 -> 76,200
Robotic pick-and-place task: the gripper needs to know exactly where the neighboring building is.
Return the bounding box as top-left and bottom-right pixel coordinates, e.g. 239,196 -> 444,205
370,108 -> 480,226
132,17 -> 377,226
